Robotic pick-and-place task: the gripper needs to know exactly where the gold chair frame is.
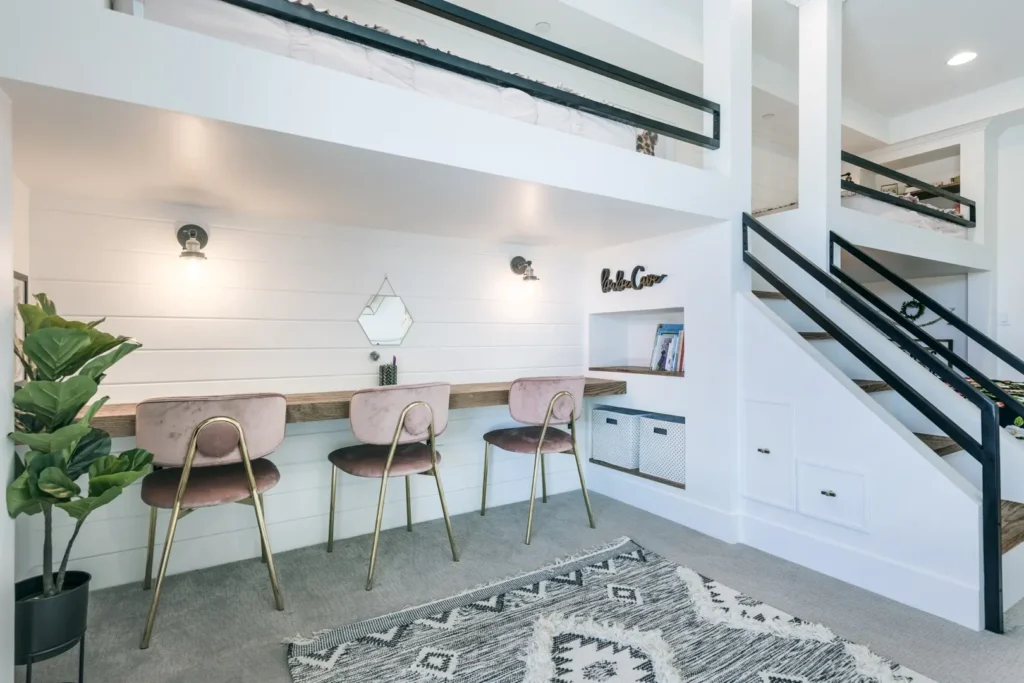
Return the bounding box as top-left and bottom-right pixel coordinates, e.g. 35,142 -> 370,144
139,416 -> 284,650
480,390 -> 595,544
326,400 -> 459,591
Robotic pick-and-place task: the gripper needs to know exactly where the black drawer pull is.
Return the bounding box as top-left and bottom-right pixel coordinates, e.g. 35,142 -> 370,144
757,448 -> 771,454
653,427 -> 668,435
606,418 -> 618,425
820,490 -> 837,498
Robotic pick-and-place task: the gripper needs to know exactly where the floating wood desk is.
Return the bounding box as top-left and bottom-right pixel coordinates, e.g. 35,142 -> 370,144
91,378 -> 628,438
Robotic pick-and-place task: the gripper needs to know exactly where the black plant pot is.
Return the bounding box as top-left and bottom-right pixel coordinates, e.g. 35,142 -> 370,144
15,571 -> 90,667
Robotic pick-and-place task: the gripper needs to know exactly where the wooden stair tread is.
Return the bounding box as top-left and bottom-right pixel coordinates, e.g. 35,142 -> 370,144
916,433 -> 963,457
854,379 -> 891,394
754,290 -> 787,300
1002,501 -> 1024,554
799,331 -> 832,341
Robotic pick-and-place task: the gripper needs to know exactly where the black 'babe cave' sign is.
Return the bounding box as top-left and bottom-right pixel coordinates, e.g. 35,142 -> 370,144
600,266 -> 668,293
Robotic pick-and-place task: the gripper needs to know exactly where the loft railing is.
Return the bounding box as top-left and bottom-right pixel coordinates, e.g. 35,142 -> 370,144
219,0 -> 721,150
742,213 -> 1004,634
841,151 -> 976,228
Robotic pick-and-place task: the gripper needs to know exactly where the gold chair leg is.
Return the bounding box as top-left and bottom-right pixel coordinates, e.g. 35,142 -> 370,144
143,506 -> 157,590
366,475 -> 391,591
406,476 -> 413,532
327,466 -> 338,553
541,453 -> 548,503
433,468 -> 459,562
571,434 -> 595,529
480,442 -> 490,516
140,504 -> 183,649
525,450 -> 542,545
259,494 -> 268,564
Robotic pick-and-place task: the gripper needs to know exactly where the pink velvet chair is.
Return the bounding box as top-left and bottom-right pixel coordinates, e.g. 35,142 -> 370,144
481,376 -> 595,544
326,382 -> 459,590
135,393 -> 287,649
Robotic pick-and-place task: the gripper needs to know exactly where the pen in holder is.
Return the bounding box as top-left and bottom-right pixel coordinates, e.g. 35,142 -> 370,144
378,364 -> 397,386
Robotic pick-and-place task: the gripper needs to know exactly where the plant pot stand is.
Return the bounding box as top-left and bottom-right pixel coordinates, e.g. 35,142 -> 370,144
15,571 -> 91,683
22,635 -> 85,683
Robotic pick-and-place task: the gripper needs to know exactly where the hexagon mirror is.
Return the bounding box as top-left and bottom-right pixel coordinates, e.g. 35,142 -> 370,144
358,277 -> 413,346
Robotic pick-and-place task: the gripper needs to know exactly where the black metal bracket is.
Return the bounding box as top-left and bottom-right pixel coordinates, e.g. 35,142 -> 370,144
841,152 -> 976,228
218,0 -> 721,150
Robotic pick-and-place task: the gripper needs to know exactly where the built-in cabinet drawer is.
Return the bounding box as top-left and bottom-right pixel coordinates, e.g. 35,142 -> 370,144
797,462 -> 866,530
743,400 -> 795,510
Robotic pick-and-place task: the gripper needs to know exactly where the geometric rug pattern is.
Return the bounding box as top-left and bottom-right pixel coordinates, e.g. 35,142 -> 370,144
287,538 -> 936,682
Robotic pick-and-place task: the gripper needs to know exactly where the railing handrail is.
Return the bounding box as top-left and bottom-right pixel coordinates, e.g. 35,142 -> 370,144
219,0 -> 721,150
841,151 -> 976,228
831,231 -> 1024,380
742,212 -> 1003,634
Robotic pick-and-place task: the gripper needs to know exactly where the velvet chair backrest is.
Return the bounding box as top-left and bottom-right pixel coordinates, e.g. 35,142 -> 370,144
136,394 -> 287,468
508,376 -> 585,426
349,383 -> 450,446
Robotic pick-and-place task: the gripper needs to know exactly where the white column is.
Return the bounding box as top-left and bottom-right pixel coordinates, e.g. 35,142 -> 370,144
700,0 -> 752,522
796,0 -> 844,267
0,87 -> 15,683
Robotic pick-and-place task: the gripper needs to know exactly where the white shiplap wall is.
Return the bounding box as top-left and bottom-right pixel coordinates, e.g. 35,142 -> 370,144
17,195 -> 587,589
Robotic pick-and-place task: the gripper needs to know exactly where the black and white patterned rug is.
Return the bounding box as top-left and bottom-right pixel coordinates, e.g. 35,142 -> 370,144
286,538 -> 935,682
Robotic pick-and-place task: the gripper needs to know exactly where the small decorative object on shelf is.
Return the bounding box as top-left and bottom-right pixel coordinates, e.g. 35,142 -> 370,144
379,357 -> 398,386
636,130 -> 659,156
7,294 -> 152,681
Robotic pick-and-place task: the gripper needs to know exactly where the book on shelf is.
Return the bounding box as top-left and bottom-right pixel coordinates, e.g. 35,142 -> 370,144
650,324 -> 685,373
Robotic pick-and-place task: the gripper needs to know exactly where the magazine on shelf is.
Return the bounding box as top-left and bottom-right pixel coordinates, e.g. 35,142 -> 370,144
650,324 -> 685,372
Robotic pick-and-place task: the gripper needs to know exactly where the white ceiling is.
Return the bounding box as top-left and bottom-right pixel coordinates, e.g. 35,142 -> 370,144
3,80 -> 713,247
753,0 -> 1024,117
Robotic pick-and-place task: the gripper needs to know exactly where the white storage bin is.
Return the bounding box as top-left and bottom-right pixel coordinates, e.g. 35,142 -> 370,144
591,406 -> 651,469
639,414 -> 686,485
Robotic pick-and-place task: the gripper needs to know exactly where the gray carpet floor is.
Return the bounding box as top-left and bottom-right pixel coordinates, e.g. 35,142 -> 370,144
19,492 -> 1024,683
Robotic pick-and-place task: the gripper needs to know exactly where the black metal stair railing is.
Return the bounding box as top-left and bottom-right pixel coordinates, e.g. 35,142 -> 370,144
742,212 -> 1004,634
219,0 -> 721,150
829,231 -> 1024,428
842,151 -> 976,228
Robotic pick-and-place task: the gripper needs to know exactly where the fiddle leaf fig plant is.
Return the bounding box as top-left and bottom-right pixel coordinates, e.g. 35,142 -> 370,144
6,295 -> 153,598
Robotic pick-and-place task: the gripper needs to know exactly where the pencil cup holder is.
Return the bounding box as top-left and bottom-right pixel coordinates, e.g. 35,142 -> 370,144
378,365 -> 397,386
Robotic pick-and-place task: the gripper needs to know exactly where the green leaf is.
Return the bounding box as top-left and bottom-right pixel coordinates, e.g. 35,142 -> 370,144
13,376 -> 98,430
77,396 -> 109,427
18,304 -> 48,336
13,452 -> 25,479
1016,416 -> 1023,428
89,470 -> 145,497
10,422 -> 90,454
21,328 -> 91,380
56,486 -> 122,521
66,429 -> 111,480
87,448 -> 151,497
85,318 -> 106,329
78,341 -> 140,382
35,293 -> 57,316
37,467 -> 80,499
6,472 -> 44,517
39,315 -> 90,332
25,450 -> 64,476
65,330 -> 130,377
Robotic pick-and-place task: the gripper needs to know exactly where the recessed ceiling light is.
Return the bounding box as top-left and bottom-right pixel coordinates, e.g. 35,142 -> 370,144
947,51 -> 977,66
761,113 -> 775,120
534,21 -> 551,34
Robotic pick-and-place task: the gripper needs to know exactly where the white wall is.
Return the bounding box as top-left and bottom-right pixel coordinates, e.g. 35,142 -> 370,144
752,143 -> 797,212
996,124 -> 1024,379
862,275 -> 968,360
0,87 -> 15,683
18,194 -> 588,589
12,178 -> 28,276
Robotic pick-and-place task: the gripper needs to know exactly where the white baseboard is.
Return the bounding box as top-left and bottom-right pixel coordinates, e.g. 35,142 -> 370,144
742,515 -> 982,630
588,463 -> 739,544
1003,542 -> 1024,612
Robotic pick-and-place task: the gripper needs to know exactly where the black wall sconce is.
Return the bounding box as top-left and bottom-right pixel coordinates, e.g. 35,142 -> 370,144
177,224 -> 208,261
510,256 -> 539,281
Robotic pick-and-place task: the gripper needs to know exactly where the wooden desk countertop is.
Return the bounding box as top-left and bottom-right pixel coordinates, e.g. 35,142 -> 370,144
91,377 -> 628,438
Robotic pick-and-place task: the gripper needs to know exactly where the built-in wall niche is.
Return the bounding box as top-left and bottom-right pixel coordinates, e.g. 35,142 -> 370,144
847,144 -> 963,209
588,308 -> 685,377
